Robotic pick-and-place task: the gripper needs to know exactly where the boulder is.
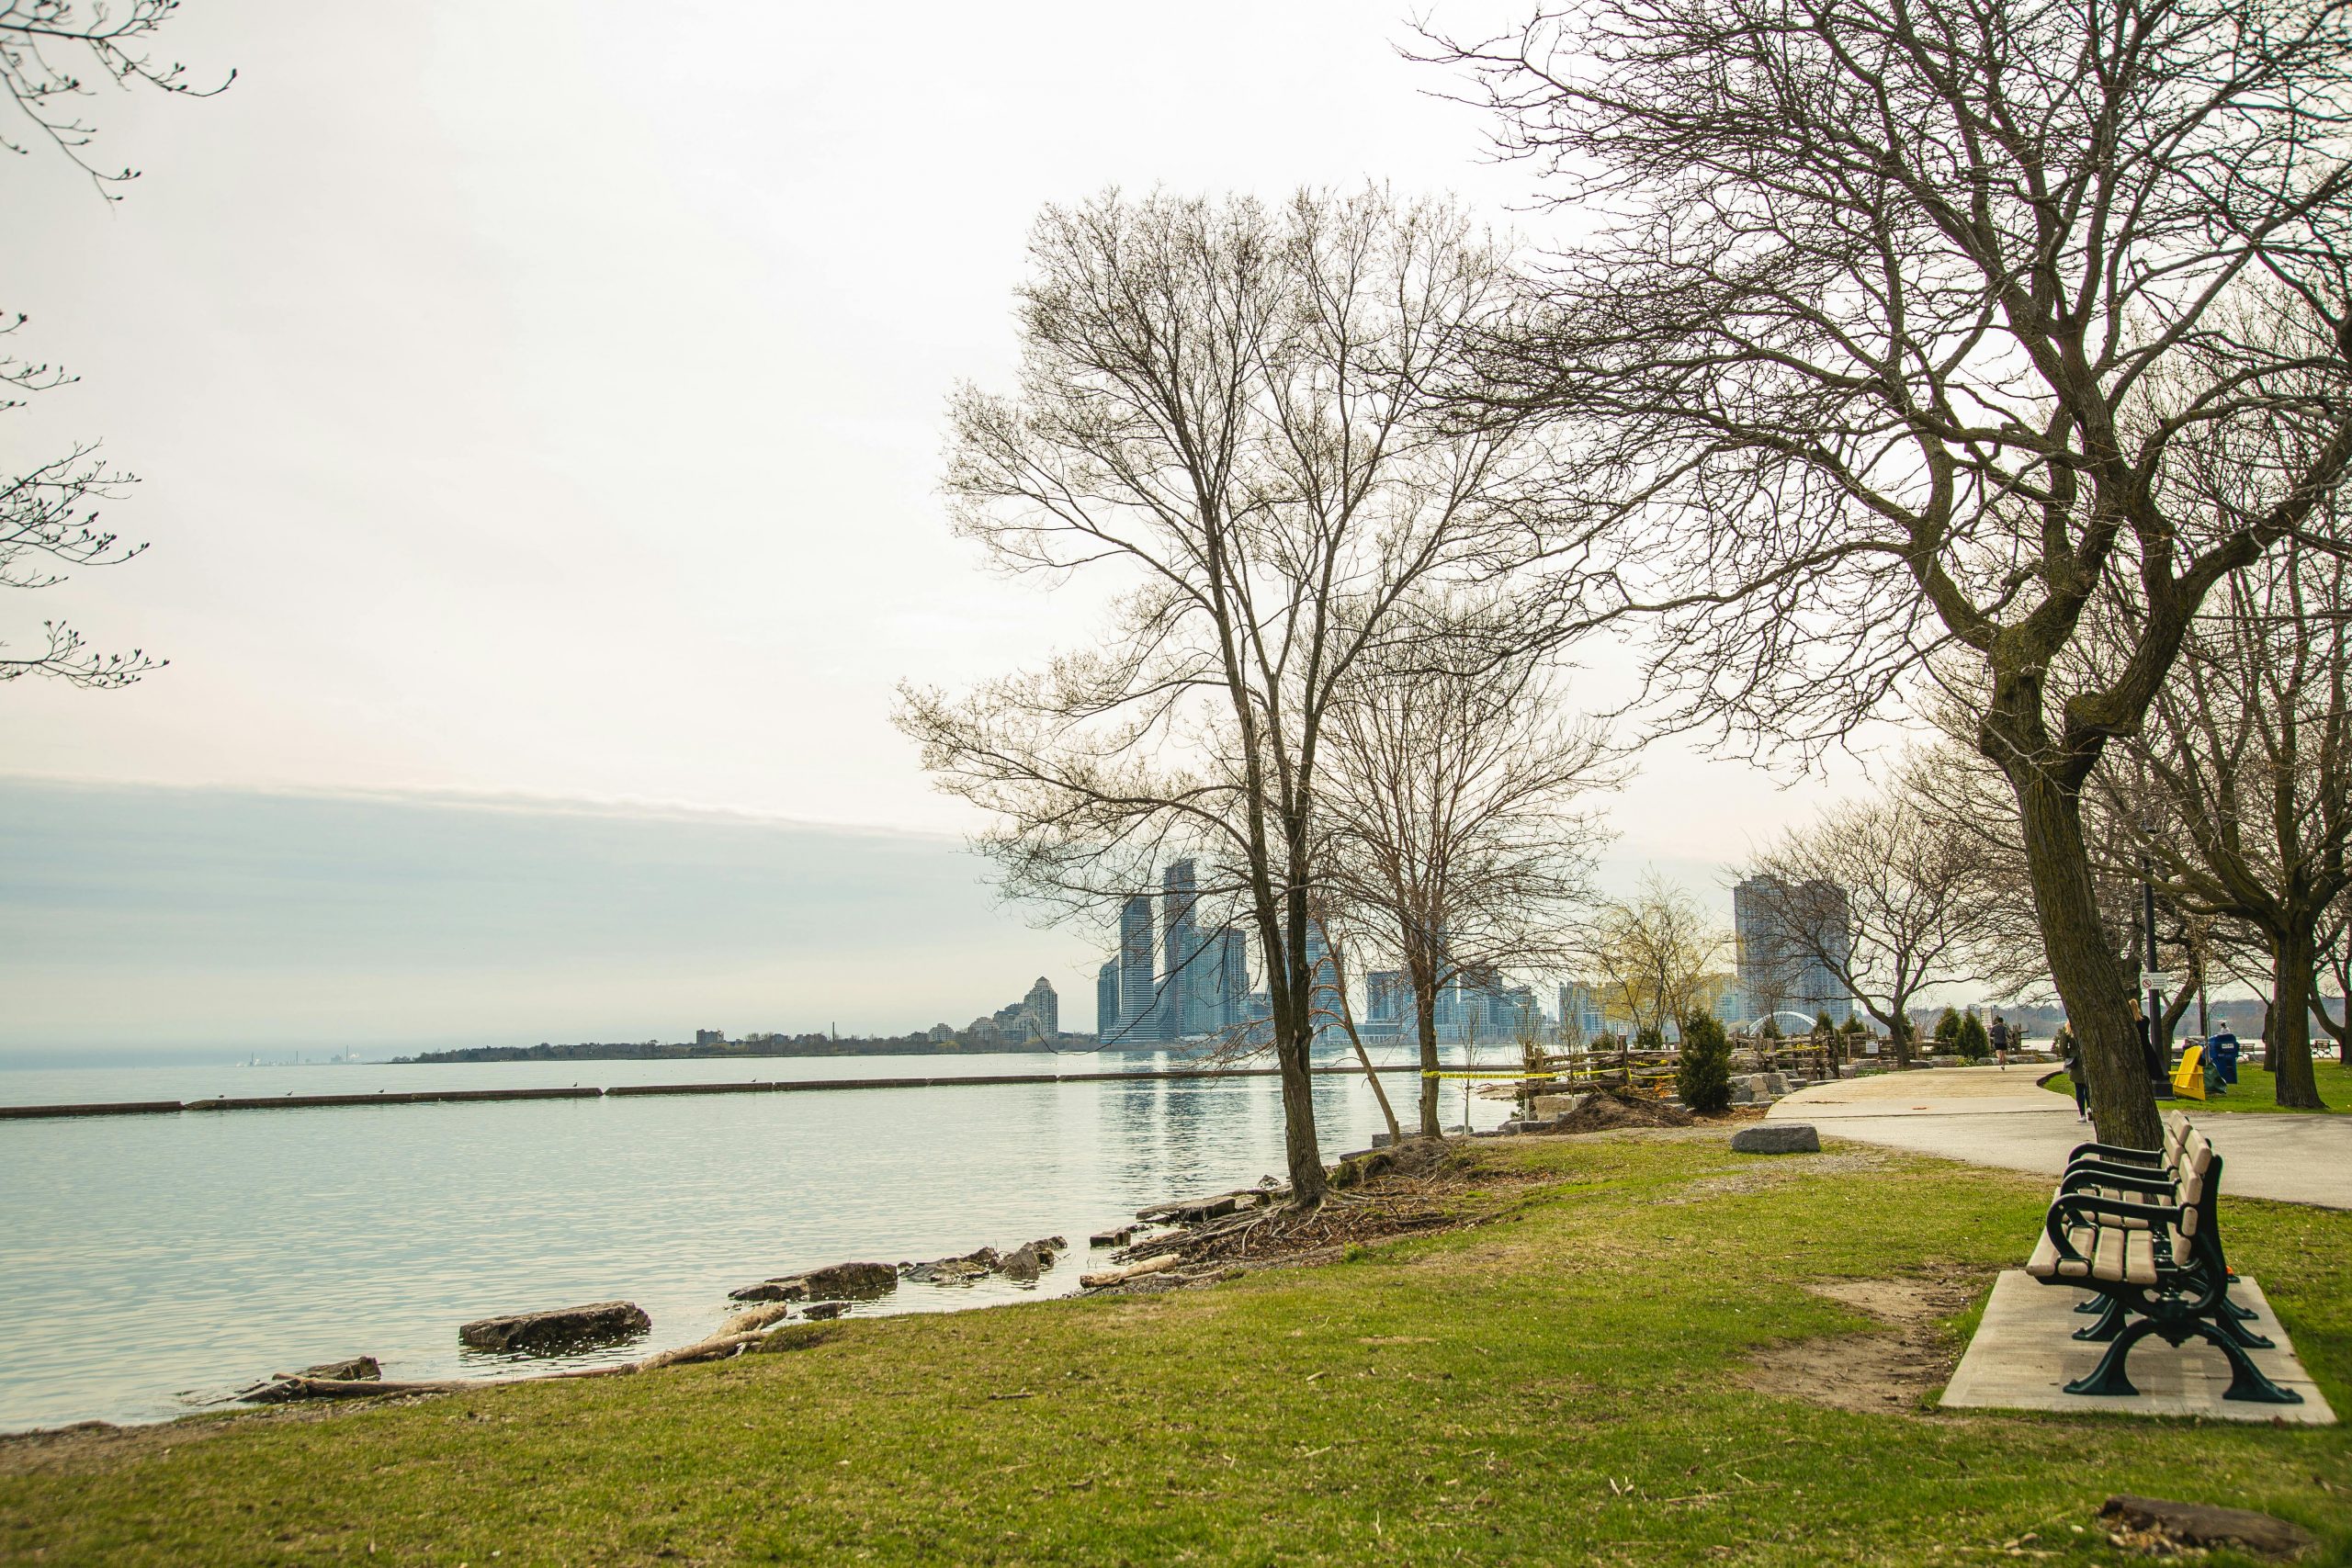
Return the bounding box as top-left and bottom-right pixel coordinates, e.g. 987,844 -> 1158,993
458,1301 -> 650,1353
997,1237 -> 1065,1282
800,1301 -> 850,1321
800,1261 -> 897,1300
1090,1225 -> 1137,1247
300,1356 -> 380,1382
902,1247 -> 999,1284
1730,1122 -> 1821,1155
728,1278 -> 808,1303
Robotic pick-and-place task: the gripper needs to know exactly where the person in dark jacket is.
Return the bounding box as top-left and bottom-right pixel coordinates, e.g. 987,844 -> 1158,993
1990,1013 -> 2011,1069
2058,1026 -> 2088,1120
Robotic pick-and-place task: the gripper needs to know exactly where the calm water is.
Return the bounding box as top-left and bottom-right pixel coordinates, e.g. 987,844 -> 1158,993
0,1050 -> 1507,1432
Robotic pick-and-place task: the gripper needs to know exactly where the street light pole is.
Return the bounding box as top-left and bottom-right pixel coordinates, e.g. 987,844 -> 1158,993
2142,840 -> 2174,1099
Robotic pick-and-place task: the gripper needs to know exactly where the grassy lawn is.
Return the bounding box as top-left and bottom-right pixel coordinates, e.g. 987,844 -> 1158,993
5,1134 -> 2347,1567
2041,1054 -> 2352,1112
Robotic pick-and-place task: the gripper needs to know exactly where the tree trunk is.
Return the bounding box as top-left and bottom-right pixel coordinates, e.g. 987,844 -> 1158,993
2008,764 -> 2164,1149
2267,927 -> 2326,1110
1277,880 -> 1329,1205
1411,956 -> 1442,1138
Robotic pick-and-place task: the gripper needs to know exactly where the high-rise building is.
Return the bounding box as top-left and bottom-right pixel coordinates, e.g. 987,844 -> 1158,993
1734,875 -> 1854,1025
1095,960 -> 1120,1040
1116,894 -> 1162,1043
1207,926 -> 1250,1035
1557,982 -> 1603,1042
1024,976 -> 1058,1039
1162,861 -> 1204,1038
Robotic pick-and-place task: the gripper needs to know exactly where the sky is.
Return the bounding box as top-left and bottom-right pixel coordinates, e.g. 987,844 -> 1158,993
2,1 -> 1884,1057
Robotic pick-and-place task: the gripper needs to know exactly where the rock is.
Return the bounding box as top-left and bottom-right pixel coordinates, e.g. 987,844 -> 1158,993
799,1261 -> 897,1300
1371,1132 -> 1396,1148
1090,1225 -> 1137,1247
1136,1194 -> 1238,1224
300,1356 -> 380,1382
2098,1495 -> 2316,1558
728,1278 -> 808,1303
998,1239 -> 1063,1282
902,1247 -> 999,1284
458,1301 -> 650,1353
800,1301 -> 850,1320
1730,1123 -> 1821,1155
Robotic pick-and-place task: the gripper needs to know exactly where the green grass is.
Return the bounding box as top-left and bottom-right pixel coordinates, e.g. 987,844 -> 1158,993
6,1134 -> 2348,1566
2041,1053 -> 2352,1112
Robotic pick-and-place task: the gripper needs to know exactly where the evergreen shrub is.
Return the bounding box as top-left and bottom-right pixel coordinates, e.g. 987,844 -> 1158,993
1956,1012 -> 1991,1061
1677,1011 -> 1734,1113
1934,1007 -> 1963,1048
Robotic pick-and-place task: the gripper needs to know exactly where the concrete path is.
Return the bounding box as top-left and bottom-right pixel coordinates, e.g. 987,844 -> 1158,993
1767,1066 -> 2352,1209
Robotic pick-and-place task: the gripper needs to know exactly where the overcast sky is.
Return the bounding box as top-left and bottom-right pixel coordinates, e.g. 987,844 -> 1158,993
3,1 -> 1884,1057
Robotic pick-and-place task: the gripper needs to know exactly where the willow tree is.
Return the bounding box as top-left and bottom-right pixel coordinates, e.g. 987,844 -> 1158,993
897,189 -> 1558,1204
1431,0 -> 2352,1147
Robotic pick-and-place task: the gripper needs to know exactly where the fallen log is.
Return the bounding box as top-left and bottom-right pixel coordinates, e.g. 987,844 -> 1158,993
245,1324 -> 779,1404
1080,1254 -> 1184,1289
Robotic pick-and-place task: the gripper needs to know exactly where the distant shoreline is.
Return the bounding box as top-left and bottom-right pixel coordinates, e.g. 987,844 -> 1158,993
393,1040 -> 1105,1065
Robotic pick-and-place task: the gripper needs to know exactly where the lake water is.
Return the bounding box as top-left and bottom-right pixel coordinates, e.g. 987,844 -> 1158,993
0,1050 -> 1510,1432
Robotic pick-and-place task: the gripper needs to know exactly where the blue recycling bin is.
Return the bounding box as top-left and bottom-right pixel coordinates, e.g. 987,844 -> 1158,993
2208,1032 -> 2242,1086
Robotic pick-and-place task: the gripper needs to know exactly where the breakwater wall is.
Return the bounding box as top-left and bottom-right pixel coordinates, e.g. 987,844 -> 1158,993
0,1064 -> 1430,1122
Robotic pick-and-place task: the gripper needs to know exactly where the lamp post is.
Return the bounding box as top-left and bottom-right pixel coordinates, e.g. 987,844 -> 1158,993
2142,829 -> 2175,1100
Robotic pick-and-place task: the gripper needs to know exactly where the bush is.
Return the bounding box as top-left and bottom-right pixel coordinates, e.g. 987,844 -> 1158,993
1759,1015 -> 1783,1040
1634,1024 -> 1664,1048
1677,1011 -> 1734,1114
1814,1010 -> 1836,1038
1839,1016 -> 1867,1038
1933,1007 -> 1963,1048
1956,1012 -> 1991,1061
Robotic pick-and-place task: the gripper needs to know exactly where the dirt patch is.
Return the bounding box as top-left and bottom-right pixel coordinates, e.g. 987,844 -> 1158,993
1546,1088 -> 1695,1134
1738,1275 -> 1983,1416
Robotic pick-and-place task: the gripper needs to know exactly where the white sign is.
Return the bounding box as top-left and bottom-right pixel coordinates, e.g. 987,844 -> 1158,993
2141,971 -> 2177,989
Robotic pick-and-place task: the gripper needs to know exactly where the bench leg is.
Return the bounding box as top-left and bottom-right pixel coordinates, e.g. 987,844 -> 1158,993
2065,1316 -> 2158,1398
2073,1296 -> 2128,1343
2188,1320 -> 2303,1405
2212,1304 -> 2273,1351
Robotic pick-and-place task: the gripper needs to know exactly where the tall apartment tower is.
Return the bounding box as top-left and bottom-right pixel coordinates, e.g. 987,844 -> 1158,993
1161,860 -> 1202,1039
1024,976 -> 1058,1039
1095,960 -> 1121,1041
1733,875 -> 1854,1025
1117,894 -> 1159,1043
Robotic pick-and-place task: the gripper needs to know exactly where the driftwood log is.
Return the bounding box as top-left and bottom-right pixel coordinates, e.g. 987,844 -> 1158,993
244,1325 -> 778,1405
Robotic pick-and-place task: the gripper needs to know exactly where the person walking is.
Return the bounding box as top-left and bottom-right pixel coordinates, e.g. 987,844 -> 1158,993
1990,1013 -> 2011,1070
2059,1025 -> 2088,1121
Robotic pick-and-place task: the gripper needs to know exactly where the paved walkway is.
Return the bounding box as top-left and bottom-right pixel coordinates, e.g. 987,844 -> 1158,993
1767,1066 -> 2352,1209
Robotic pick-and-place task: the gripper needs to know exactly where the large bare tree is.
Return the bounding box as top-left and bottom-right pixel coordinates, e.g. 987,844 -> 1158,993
898,189 -> 1560,1205
1738,793 -> 2004,1066
1320,639 -> 1617,1135
2095,537 -> 2352,1105
1430,0 -> 2352,1147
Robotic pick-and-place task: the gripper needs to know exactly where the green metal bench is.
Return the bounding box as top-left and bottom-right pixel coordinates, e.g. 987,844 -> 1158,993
2025,1120 -> 2300,1404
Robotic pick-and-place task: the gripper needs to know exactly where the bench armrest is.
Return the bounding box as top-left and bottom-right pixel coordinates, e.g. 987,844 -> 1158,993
2066,1139 -> 2165,1166
2052,1191 -> 2185,1228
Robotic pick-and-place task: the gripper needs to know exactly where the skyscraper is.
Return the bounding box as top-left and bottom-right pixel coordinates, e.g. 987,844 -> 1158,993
1302,920 -> 1342,1042
1095,959 -> 1120,1041
1733,875 -> 1854,1025
1208,925 -> 1250,1036
1024,976 -> 1058,1039
1118,894 -> 1160,1043
1162,860 -> 1203,1038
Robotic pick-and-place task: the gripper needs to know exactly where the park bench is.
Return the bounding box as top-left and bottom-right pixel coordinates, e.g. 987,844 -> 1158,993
2024,1114 -> 2301,1404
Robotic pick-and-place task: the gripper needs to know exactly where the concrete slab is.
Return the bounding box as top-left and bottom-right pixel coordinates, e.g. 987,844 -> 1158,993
1941,1272 -> 2335,1424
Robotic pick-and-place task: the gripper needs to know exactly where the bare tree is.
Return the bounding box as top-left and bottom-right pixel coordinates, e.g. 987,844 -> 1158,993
898,189 -> 1561,1205
2094,537 -> 2352,1106
1428,0 -> 2352,1147
2319,889 -> 2351,1055
1320,640 -> 1617,1134
1739,794 -> 2001,1067
4,2 -> 228,687
1581,871 -> 1729,1041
